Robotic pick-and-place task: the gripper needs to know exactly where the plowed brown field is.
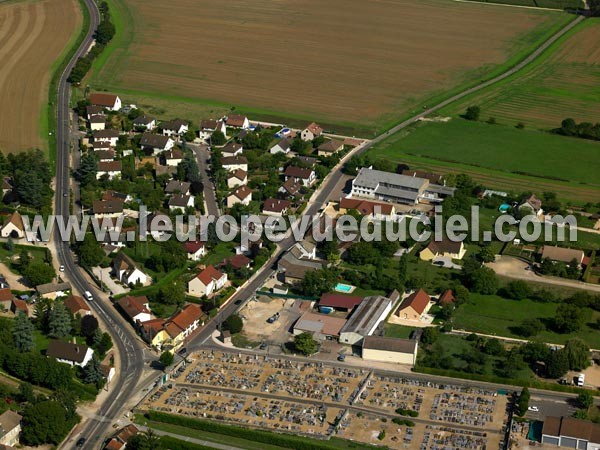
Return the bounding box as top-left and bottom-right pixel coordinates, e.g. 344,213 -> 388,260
92,0 -> 565,132
0,0 -> 81,153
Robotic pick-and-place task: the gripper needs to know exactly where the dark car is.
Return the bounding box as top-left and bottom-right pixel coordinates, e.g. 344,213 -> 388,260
76,437 -> 86,447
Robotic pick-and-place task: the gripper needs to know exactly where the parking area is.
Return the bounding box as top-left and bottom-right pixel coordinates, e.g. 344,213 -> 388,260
239,296 -> 305,345
140,350 -> 510,450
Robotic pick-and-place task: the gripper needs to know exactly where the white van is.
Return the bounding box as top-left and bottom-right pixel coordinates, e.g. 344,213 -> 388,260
84,291 -> 94,302
576,374 -> 585,387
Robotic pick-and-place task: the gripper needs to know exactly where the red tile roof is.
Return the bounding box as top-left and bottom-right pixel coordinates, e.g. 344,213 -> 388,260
263,198 -> 291,213
117,295 -> 150,320
196,266 -> 224,286
89,93 -> 119,107
64,295 -> 91,315
0,287 -> 12,302
438,289 -> 455,305
169,304 -> 205,331
398,289 -> 431,316
319,293 -> 363,310
183,241 -> 205,254
222,254 -> 251,270
340,198 -> 394,216
11,298 -> 28,314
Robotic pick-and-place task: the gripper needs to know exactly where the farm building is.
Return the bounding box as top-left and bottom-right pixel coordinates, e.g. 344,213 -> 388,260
293,312 -> 347,341
339,291 -> 398,345
318,293 -> 363,313
362,336 -> 418,365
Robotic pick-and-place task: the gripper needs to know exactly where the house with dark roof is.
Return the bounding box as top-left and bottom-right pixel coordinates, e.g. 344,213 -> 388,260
117,295 -> 154,323
188,266 -> 227,297
262,198 -> 291,216
293,312 -> 347,340
161,119 -> 188,137
36,282 -> 71,300
284,166 -> 316,187
169,193 -> 194,212
92,129 -> 120,146
226,114 -> 249,129
140,133 -> 174,153
96,161 -> 122,180
419,238 -> 466,261
277,250 -> 322,283
317,139 -> 344,156
46,340 -> 94,367
279,178 -> 302,198
227,169 -> 247,188
199,119 -> 226,140
395,289 -> 431,321
89,93 -> 121,111
540,245 -> 585,266
163,148 -> 183,166
165,180 -> 191,195
318,293 -> 363,312
133,115 -> 156,131
222,142 -> 243,157
89,114 -> 106,131
93,199 -> 124,218
221,156 -> 248,172
112,253 -> 149,286
270,138 -> 291,155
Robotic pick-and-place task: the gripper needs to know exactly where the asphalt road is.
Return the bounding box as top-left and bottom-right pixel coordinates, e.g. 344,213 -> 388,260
187,14 -> 585,350
188,142 -> 220,217
53,1 -> 146,448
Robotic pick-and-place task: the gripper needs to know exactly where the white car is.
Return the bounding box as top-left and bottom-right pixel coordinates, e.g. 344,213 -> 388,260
59,265 -> 65,272
528,406 -> 539,412
84,291 -> 93,302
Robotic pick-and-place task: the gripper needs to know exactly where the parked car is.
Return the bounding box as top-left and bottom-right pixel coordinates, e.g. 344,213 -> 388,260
528,406 -> 539,412
266,312 -> 280,324
337,354 -> 346,362
76,437 -> 86,447
59,265 -> 65,272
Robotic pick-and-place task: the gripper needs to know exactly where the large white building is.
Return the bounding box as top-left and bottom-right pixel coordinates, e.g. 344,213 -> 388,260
339,291 -> 399,345
350,167 -> 455,205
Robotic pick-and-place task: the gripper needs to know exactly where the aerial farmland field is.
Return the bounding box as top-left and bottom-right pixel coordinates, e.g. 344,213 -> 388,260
445,18 -> 600,130
0,0 -> 81,153
91,0 -> 569,135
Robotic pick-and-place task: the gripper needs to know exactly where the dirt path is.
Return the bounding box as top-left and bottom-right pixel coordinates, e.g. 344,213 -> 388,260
0,262 -> 30,290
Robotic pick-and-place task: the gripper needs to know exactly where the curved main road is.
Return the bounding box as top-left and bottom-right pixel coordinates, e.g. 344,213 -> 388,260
189,13 -> 585,347
54,0 -> 145,449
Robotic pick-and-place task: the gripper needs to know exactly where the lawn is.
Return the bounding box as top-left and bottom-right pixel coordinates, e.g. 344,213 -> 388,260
453,293 -> 600,348
88,0 -> 568,134
369,119 -> 600,187
384,323 -> 419,339
201,242 -> 237,267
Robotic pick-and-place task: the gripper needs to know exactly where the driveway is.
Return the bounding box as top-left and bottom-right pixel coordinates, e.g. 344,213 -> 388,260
432,256 -> 462,270
92,267 -> 129,295
487,256 -> 600,293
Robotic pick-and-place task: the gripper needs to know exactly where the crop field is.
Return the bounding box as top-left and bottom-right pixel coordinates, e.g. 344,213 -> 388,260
445,18 -> 600,130
368,119 -> 600,203
0,0 -> 81,153
91,0 -> 568,135
467,0 -> 582,9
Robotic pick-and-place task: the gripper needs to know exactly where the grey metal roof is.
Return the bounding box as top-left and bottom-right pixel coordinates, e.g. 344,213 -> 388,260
340,295 -> 391,336
353,168 -> 427,191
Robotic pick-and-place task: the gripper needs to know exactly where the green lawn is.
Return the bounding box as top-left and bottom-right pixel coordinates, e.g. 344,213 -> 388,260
369,119 -> 600,186
201,242 -> 236,267
453,293 -> 600,347
384,323 -> 418,339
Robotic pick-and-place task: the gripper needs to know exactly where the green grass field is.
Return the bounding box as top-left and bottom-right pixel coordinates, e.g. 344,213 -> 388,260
467,0 -> 582,9
453,293 -> 600,348
370,119 -> 600,186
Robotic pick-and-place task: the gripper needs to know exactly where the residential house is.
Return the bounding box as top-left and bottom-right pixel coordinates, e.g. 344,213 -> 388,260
117,295 -> 154,323
86,105 -> 104,120
300,122 -> 323,141
262,198 -> 291,216
221,156 -> 248,172
188,265 -> 227,297
64,295 -> 92,317
133,115 -> 156,131
339,197 -> 396,221
279,178 -> 302,198
270,138 -> 291,155
140,133 -> 175,154
161,119 -> 189,137
226,114 -> 249,129
221,142 -> 243,157
93,199 -> 124,219
317,139 -> 344,156
166,303 -> 206,341
0,211 -> 25,239
438,289 -> 456,306
395,289 -> 431,321
540,245 -> 585,266
227,185 -> 252,208
92,129 -> 120,147
96,150 -> 116,162
89,114 -> 106,131
284,166 -> 316,187
140,318 -> 169,350
92,140 -> 111,151
277,248 -> 322,283
112,253 -> 149,286
183,241 -> 207,261
227,169 -> 247,188
0,288 -> 13,311
419,238 -> 466,261
199,119 -> 226,140
297,156 -> 318,167
519,194 -> 543,217
351,167 -> 456,205
103,424 -> 139,450
96,161 -> 122,180
169,194 -> 194,212
46,340 -> 94,367
0,410 -> 22,447
221,254 -> 251,271
165,180 -> 191,195
163,149 -> 183,166
294,240 -> 317,259
89,93 -> 122,111
36,282 -> 71,300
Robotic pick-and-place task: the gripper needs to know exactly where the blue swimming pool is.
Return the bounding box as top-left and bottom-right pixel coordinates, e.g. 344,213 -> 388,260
335,283 -> 355,293
499,203 -> 511,213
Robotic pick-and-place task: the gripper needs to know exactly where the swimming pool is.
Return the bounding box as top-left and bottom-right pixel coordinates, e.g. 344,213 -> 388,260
499,203 -> 511,213
335,283 -> 355,293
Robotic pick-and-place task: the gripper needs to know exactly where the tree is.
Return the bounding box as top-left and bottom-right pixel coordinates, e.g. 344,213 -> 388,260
297,268 -> 339,297
421,327 -> 440,345
81,315 -> 99,339
563,338 -> 590,371
82,355 -> 104,385
517,387 -> 530,416
477,246 -> 495,263
21,400 -> 77,445
546,349 -> 569,379
159,351 -> 174,368
554,304 -> 585,333
74,153 -> 98,187
5,236 -> 14,251
49,302 -> 71,338
224,314 -> 243,334
465,266 -> 498,295
516,318 -> 544,337
128,430 -> 163,450
13,312 -> 35,352
18,382 -> 35,403
576,391 -> 594,410
294,332 -> 318,356
502,280 -> 532,300
93,331 -> 113,357
211,131 -> 226,145
158,281 -> 186,306
464,106 -> 481,121
75,234 -> 104,267
23,261 -> 56,286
